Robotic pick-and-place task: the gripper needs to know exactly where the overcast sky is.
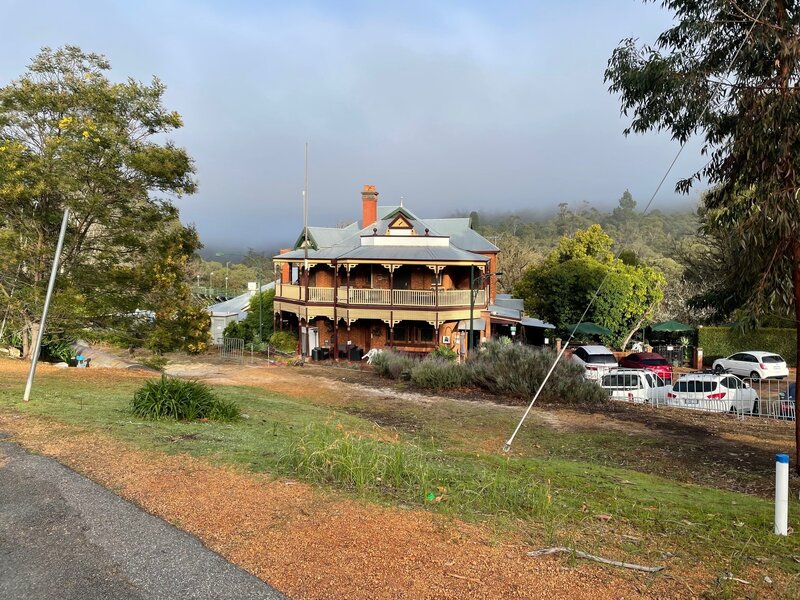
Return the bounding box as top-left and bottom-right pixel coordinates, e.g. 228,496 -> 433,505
2,0 -> 704,252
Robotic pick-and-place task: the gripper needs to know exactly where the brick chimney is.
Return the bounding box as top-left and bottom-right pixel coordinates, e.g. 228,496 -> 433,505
362,185 -> 378,228
279,248 -> 291,283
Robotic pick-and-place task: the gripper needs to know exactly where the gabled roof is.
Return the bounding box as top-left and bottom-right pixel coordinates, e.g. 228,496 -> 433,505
293,223 -> 360,251
207,282 -> 275,317
278,199 -> 497,262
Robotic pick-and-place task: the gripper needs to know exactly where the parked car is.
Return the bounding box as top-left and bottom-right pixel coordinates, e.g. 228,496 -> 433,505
778,383 -> 797,420
619,351 -> 673,382
571,345 -> 618,381
666,373 -> 759,414
712,351 -> 789,380
601,368 -> 671,404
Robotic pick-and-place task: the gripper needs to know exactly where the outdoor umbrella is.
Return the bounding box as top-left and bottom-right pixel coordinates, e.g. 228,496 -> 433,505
650,320 -> 694,333
566,322 -> 612,336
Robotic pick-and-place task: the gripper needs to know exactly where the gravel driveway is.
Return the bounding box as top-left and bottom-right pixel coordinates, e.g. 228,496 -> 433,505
0,434 -> 284,600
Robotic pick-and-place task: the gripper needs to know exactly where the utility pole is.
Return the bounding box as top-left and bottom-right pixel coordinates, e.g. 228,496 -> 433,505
24,208 -> 69,402
302,142 -> 309,360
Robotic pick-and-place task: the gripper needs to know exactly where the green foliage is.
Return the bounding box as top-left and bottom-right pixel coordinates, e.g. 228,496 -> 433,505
514,225 -> 665,348
41,335 -> 75,363
146,304 -> 210,355
374,344 -> 606,405
140,354 -> 168,372
222,290 -> 275,343
281,423 -> 552,517
371,351 -> 417,380
131,376 -> 239,421
466,342 -> 606,405
431,345 -> 457,361
698,327 -> 797,366
605,3 -> 800,330
0,46 -> 198,356
268,330 -> 298,353
410,357 -> 467,390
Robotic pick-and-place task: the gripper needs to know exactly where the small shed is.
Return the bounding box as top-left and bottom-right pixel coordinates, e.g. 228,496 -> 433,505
207,281 -> 275,344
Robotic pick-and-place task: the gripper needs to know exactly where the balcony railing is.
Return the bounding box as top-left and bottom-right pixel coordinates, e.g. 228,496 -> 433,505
277,284 -> 486,307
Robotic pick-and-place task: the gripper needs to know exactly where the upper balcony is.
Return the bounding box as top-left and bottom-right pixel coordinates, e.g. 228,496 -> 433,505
277,284 -> 486,308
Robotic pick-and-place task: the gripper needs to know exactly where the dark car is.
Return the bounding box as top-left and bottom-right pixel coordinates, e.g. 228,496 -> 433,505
619,352 -> 673,383
778,383 -> 797,420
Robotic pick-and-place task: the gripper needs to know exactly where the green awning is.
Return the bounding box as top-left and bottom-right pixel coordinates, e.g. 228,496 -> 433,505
650,320 -> 694,332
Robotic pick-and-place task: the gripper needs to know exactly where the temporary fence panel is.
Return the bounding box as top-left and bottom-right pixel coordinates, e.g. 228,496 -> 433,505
220,337 -> 245,364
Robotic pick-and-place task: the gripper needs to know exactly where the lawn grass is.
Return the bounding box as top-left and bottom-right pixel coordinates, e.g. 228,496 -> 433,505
1,368 -> 799,586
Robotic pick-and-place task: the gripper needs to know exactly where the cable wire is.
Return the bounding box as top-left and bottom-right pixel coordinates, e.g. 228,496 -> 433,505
503,0 -> 770,453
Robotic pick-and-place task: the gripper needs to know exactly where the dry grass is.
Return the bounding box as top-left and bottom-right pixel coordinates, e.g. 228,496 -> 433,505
0,411 -> 690,600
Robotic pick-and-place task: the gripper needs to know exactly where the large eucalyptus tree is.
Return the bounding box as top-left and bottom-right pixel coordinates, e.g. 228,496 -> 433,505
606,1 -> 800,469
0,46 -> 201,356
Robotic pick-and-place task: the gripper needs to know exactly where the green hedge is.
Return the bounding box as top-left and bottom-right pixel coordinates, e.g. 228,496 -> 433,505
698,327 -> 797,365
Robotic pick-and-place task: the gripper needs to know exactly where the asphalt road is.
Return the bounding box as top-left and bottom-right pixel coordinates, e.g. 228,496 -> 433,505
0,433 -> 285,600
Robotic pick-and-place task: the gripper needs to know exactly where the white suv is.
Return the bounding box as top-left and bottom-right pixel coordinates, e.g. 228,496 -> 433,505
601,368 -> 671,404
666,373 -> 760,414
571,345 -> 618,381
712,351 -> 789,380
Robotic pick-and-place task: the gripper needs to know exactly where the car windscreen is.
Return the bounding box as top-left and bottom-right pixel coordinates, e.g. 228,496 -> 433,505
587,354 -> 616,364
762,355 -> 784,363
642,358 -> 669,366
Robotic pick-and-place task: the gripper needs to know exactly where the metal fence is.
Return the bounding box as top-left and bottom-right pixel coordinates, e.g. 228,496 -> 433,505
607,372 -> 795,421
219,337 -> 245,365
651,344 -> 696,367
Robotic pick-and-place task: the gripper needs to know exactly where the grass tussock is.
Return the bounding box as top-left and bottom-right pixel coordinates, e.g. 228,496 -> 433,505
131,376 -> 240,421
374,341 -> 606,405
281,423 -> 552,517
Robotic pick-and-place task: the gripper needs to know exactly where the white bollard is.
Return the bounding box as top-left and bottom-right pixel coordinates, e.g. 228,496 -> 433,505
775,453 -> 789,536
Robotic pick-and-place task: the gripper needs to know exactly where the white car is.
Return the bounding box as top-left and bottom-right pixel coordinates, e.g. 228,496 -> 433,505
712,351 -> 789,380
666,373 -> 760,414
571,345 -> 618,381
601,368 -> 671,404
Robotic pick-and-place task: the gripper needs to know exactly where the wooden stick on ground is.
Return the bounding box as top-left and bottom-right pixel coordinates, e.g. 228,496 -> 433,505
527,547 -> 665,573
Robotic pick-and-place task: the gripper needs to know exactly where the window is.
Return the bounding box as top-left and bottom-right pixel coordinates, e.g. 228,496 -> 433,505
393,323 -> 435,344
645,374 -> 655,387
729,353 -> 745,361
642,358 -> 668,366
763,355 -> 784,364
742,354 -> 758,363
575,348 -> 588,361
587,353 -> 616,365
722,377 -> 742,389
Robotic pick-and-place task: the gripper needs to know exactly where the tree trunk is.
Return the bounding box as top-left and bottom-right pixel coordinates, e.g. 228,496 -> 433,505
22,321 -> 39,360
793,242 -> 800,475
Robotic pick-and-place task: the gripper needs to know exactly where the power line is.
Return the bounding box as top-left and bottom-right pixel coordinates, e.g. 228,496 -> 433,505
503,0 -> 771,453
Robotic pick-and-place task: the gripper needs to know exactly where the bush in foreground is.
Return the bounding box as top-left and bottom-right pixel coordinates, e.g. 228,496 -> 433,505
371,351 -> 417,380
373,342 -> 606,405
131,376 -> 240,421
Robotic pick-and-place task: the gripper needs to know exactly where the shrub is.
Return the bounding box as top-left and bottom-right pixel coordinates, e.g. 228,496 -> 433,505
431,345 -> 458,361
140,354 -> 168,372
131,376 -> 240,421
467,341 -> 605,405
410,357 -> 467,390
372,350 -> 416,380
269,331 -> 298,353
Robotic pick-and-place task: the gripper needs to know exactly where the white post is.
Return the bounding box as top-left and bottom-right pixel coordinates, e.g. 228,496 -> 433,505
776,453 -> 789,536
23,208 -> 70,402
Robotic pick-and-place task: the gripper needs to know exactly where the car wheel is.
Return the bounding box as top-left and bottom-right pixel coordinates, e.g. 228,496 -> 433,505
714,364 -> 724,374
749,371 -> 761,381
